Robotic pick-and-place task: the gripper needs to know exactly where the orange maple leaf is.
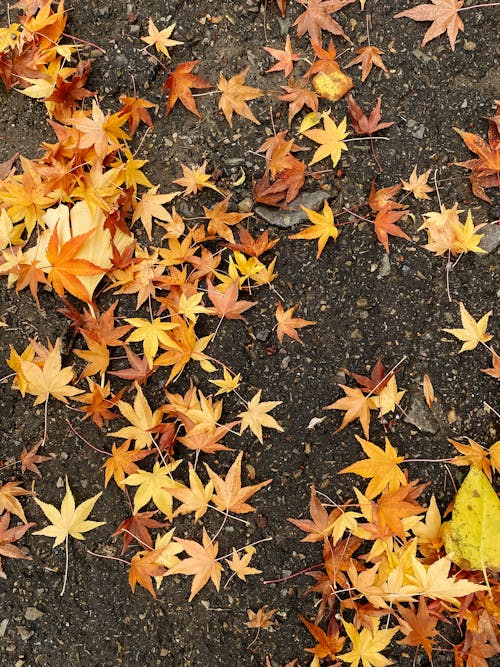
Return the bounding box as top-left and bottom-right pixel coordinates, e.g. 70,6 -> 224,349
217,68 -> 263,127
45,227 -> 104,302
275,302 -> 316,345
288,485 -> 340,542
167,528 -> 223,601
345,46 -> 388,82
206,279 -> 256,320
128,547 -> 167,598
163,60 -> 211,117
204,451 -> 271,514
372,204 -> 410,254
326,385 -> 377,438
264,35 -> 300,77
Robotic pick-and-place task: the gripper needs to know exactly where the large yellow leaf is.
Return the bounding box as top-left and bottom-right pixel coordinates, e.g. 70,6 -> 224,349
443,466 -> 500,572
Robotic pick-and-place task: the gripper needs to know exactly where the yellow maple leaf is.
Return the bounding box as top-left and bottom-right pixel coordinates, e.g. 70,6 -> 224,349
238,390 -> 283,443
173,161 -> 222,196
110,381 -> 164,449
340,618 -> 398,667
372,376 -> 405,416
33,477 -> 105,548
168,463 -> 214,521
205,451 -> 271,514
407,554 -> 487,605
20,338 -> 83,405
125,317 -> 180,368
122,459 -> 183,519
340,435 -> 407,499
443,302 -> 493,352
141,18 -> 183,58
209,368 -> 241,396
450,209 -> 486,255
290,200 -> 339,258
304,115 -> 349,167
226,546 -> 261,581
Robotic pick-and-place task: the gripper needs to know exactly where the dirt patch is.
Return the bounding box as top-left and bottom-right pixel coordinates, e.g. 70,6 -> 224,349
0,1 -> 499,666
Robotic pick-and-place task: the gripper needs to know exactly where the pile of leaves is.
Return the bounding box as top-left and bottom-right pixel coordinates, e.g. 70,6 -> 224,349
0,0 -> 499,665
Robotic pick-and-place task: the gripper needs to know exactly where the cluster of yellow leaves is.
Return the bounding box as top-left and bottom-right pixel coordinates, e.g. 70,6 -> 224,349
290,435 -> 500,666
0,1 -> 292,592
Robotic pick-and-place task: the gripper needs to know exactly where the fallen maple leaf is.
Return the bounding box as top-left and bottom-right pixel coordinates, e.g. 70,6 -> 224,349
112,510 -> 166,554
0,482 -> 31,524
275,302 -> 316,344
347,96 -> 394,136
442,302 -> 493,352
288,484 -> 340,542
206,279 -> 256,321
102,441 -> 151,488
401,166 -> 434,200
173,162 -> 222,196
122,460 -> 183,520
20,338 -> 83,405
325,385 -> 377,438
246,605 -> 278,629
33,476 -> 104,547
483,348 -> 500,379
167,527 -> 223,601
373,204 -> 410,254
217,68 -> 263,127
167,463 -> 214,521
301,615 -> 345,660
205,451 -> 271,513
304,114 -> 349,166
454,124 -> 500,203
345,45 -> 388,82
141,18 -> 183,58
279,83 -> 319,125
397,597 -> 439,660
264,35 -> 300,77
341,435 -> 407,499
226,546 -> 261,581
395,0 -> 465,51
110,381 -> 165,449
340,617 -> 398,667
238,390 -> 283,444
290,199 -> 339,258
128,547 -> 167,598
0,512 -> 35,574
163,60 -> 211,117
293,0 -> 355,44
20,442 -> 52,477
124,317 -> 179,368
45,226 -> 104,303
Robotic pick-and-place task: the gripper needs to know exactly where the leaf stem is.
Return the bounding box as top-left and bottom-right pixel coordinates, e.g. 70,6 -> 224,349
66,419 -> 110,456
457,2 -> 500,11
60,536 -> 69,596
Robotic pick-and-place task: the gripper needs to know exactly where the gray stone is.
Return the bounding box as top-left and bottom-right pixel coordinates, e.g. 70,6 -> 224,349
24,607 -> 44,621
404,394 -> 439,434
479,223 -> 500,254
378,254 -> 391,277
255,190 -> 329,229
